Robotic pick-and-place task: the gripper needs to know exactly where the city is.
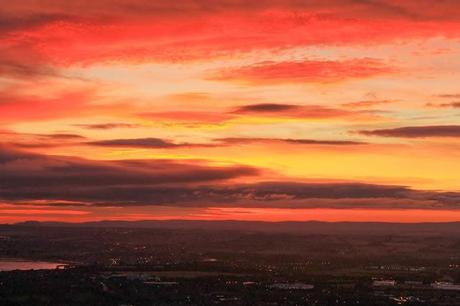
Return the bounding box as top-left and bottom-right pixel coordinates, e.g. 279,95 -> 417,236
1,221 -> 460,305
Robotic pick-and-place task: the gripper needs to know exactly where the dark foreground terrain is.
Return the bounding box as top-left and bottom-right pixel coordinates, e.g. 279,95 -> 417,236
1,221 -> 460,305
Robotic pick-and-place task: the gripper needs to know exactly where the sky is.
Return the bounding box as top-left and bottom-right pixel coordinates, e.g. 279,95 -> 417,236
1,0 -> 460,223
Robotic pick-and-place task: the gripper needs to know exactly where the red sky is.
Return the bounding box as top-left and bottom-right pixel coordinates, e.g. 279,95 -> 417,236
1,0 -> 460,223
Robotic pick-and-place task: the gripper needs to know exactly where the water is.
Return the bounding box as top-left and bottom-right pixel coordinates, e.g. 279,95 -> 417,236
0,259 -> 65,271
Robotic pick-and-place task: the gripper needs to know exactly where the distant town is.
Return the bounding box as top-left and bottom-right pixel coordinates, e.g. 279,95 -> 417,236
1,221 -> 460,305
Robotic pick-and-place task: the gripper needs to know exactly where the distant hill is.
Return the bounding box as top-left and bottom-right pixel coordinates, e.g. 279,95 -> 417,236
7,220 -> 460,236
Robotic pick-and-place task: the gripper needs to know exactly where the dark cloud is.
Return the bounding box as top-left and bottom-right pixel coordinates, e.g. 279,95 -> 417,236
87,138 -> 181,148
0,131 -> 85,140
3,1 -> 460,24
75,123 -> 141,130
87,138 -> 215,149
0,58 -> 55,79
359,125 -> 460,138
3,131 -> 366,150
138,104 -> 370,125
233,103 -> 300,113
0,131 -> 86,149
0,130 -> 87,149
41,133 -> 86,140
1,147 -> 460,210
0,146 -> 258,198
9,201 -> 91,207
426,102 -> 460,108
0,45 -> 58,79
436,94 -> 460,99
231,104 -> 355,119
282,139 -> 364,145
87,136 -> 366,149
217,138 -> 366,146
0,14 -> 75,35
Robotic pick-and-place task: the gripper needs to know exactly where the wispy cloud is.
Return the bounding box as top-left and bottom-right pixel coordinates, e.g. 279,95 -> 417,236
87,138 -> 215,149
359,125 -> 460,138
75,123 -> 141,130
217,138 -> 366,146
426,102 -> 460,108
208,59 -> 395,84
342,100 -> 395,109
233,103 -> 301,113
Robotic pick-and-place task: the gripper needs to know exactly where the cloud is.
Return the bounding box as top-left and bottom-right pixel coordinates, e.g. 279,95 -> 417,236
4,1 -> 460,26
436,94 -> 460,99
139,111 -> 233,126
0,57 -> 55,79
87,137 -> 215,149
0,90 -> 90,123
217,138 -> 366,146
1,147 -> 460,210
0,13 -> 75,36
0,147 -> 259,203
0,130 -> 86,149
233,103 -> 301,113
232,103 -> 374,120
426,102 -> 460,108
2,130 -> 366,151
7,200 -> 91,208
359,125 -> 460,138
139,103 -> 381,126
40,133 -> 85,140
0,87 -> 134,124
85,136 -> 365,150
342,100 -> 395,108
0,44 -> 58,79
209,59 -> 395,84
2,1 -> 459,67
74,123 -> 141,130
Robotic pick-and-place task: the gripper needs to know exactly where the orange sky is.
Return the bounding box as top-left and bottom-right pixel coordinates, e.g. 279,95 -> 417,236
1,0 -> 460,223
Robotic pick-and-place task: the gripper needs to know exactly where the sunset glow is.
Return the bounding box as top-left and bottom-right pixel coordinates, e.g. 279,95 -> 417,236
2,0 -> 460,223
